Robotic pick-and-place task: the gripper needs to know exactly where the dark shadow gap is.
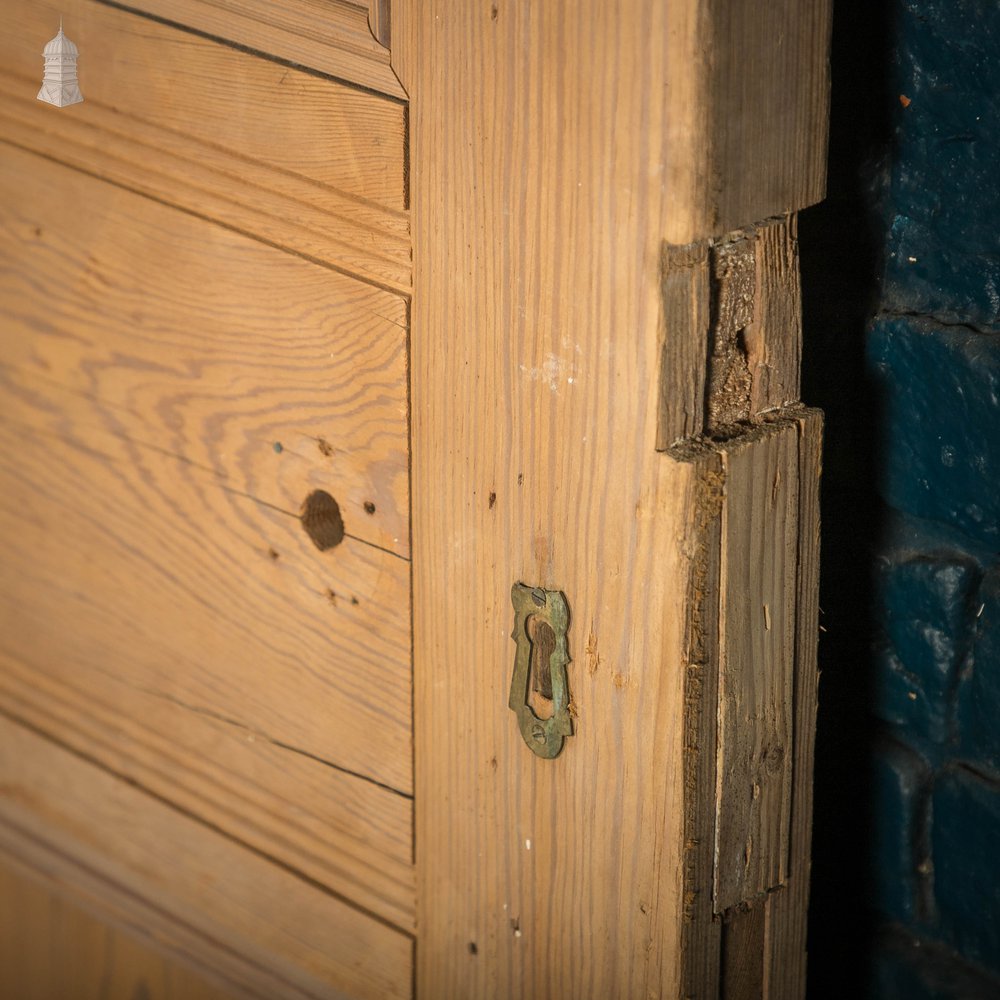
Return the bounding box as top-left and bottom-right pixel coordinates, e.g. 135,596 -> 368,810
799,0 -> 894,994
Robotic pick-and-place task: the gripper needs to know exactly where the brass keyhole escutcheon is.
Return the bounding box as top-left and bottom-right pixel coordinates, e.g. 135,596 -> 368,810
509,584 -> 573,758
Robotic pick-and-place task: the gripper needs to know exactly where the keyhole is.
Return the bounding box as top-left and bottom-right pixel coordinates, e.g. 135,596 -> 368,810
526,615 -> 556,720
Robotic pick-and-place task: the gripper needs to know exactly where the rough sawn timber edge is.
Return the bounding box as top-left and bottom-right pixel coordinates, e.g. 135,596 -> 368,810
674,409 -> 822,999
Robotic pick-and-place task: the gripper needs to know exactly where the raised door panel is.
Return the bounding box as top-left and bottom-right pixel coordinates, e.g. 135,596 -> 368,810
127,0 -> 405,99
0,0 -> 410,291
0,718 -> 413,1000
0,862 -> 238,1000
0,147 -> 410,559
0,0 -> 415,976
0,142 -> 415,930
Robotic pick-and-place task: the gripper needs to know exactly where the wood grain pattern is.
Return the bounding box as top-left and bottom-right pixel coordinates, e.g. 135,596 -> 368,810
660,0 -> 831,244
658,0 -> 831,244
763,409 -> 822,998
714,421 -> 800,913
1,0 -> 419,986
0,144 -> 415,925
368,0 -> 392,49
394,0 -> 829,244
0,862 -> 237,1000
1,1 -> 410,291
9,0 -> 405,207
658,242 -> 711,449
0,145 -> 410,559
0,717 -> 413,1000
124,0 -> 406,99
746,217 -> 803,416
679,445 -> 725,1000
403,0 -> 829,992
676,411 -> 820,995
721,903 -> 766,1000
0,82 -> 410,294
707,0 -> 833,236
0,408 -> 415,924
0,647 -> 415,932
0,381 -> 411,794
407,5 -> 700,996
0,1 -> 829,993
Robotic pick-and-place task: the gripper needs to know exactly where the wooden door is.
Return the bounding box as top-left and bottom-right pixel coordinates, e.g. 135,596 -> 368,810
0,2 -> 831,998
398,2 -> 829,996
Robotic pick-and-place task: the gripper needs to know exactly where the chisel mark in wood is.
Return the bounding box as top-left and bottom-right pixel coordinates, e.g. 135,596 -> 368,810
706,237 -> 755,429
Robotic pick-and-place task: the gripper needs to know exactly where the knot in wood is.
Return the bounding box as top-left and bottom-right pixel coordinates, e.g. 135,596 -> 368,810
300,490 -> 345,551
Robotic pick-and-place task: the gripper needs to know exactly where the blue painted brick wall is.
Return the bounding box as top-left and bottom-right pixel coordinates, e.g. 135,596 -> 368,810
871,508 -> 986,746
869,319 -> 1000,546
865,0 -> 1000,993
932,768 -> 1000,972
881,0 -> 1000,328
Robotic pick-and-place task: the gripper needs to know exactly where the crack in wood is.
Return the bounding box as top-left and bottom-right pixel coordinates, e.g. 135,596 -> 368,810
132,688 -> 413,801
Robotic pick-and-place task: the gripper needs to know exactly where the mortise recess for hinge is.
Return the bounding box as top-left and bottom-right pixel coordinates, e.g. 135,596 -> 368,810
658,215 -> 803,451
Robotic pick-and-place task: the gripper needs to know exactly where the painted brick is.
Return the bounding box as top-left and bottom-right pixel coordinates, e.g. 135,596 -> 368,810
873,541 -> 980,744
848,0 -> 1000,989
956,564 -> 1000,773
881,0 -> 1000,329
876,507 -> 995,572
871,925 -> 1000,1000
870,737 -> 930,925
868,316 -> 1000,547
872,646 -> 947,746
931,766 -> 1000,975
884,217 -> 1000,332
